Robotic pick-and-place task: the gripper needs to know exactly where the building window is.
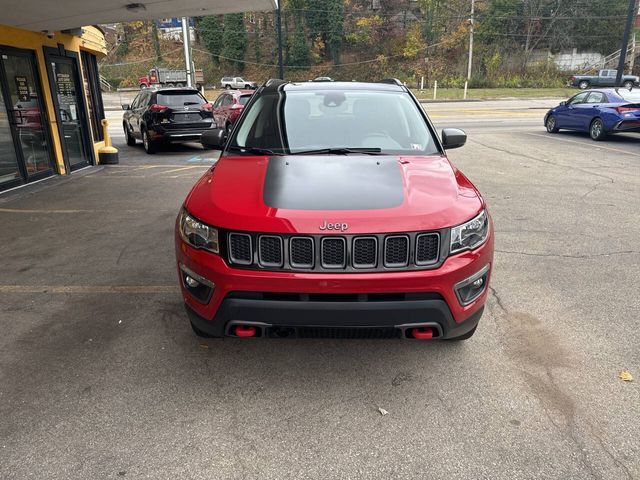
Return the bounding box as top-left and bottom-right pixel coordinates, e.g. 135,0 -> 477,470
80,51 -> 105,141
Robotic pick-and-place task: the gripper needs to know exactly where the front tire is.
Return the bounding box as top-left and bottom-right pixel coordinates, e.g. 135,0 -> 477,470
623,80 -> 634,90
578,80 -> 590,90
124,123 -> 136,146
142,128 -> 158,154
589,118 -> 607,141
546,115 -> 559,133
225,84 -> 231,90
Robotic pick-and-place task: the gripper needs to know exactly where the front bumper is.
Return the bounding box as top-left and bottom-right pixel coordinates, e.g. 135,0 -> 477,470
175,228 -> 493,339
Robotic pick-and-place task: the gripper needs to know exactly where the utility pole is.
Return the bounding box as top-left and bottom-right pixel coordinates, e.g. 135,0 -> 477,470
181,16 -> 193,87
616,0 -> 637,86
467,0 -> 475,80
276,3 -> 284,80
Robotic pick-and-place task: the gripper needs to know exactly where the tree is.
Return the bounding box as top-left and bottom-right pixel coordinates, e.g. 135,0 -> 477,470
200,15 -> 224,64
222,13 -> 248,70
305,0 -> 344,63
289,23 -> 311,67
150,21 -> 162,62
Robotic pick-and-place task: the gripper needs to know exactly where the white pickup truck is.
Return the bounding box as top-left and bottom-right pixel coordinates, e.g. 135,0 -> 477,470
220,76 -> 258,90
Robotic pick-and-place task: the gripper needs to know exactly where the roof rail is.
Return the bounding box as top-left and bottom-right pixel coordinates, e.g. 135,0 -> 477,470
378,78 -> 404,87
264,78 -> 288,90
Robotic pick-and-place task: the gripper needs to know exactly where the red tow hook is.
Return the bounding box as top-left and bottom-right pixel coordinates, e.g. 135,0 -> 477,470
411,327 -> 434,340
235,325 -> 257,337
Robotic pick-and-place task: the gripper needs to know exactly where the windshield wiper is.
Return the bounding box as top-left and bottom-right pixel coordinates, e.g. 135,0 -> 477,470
290,147 -> 383,155
227,145 -> 282,156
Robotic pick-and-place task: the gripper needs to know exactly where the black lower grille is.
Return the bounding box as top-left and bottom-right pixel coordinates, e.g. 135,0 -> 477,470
321,237 -> 346,268
258,235 -> 283,267
290,237 -> 314,268
290,326 -> 401,339
353,237 -> 377,268
229,233 -> 252,265
384,236 -> 409,267
225,231 -> 441,272
416,233 -> 439,265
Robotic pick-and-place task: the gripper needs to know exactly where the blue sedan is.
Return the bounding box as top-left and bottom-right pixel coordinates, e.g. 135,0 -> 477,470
544,88 -> 640,141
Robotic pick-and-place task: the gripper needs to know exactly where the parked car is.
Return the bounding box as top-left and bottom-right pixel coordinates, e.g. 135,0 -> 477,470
313,76 -> 334,82
176,79 -> 494,341
209,89 -> 254,136
122,87 -> 214,154
545,88 -> 640,141
220,77 -> 258,90
569,69 -> 639,90
139,67 -> 204,89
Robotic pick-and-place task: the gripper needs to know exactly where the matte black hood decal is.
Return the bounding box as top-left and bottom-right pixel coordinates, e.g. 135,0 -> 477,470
263,156 -> 404,211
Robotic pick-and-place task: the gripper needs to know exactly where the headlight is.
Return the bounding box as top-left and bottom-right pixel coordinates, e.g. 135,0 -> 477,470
178,209 -> 219,254
450,210 -> 489,255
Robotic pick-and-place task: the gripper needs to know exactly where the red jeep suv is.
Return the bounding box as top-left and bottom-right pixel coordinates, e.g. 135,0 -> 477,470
175,79 -> 493,340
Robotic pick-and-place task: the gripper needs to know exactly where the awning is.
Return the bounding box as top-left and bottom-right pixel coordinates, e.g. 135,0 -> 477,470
0,0 -> 278,32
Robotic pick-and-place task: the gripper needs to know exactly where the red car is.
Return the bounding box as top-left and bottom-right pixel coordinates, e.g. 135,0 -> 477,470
176,79 -> 493,341
210,89 -> 254,135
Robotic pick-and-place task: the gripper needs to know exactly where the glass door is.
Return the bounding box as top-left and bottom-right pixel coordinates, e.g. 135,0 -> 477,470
0,47 -> 55,191
48,56 -> 91,171
0,87 -> 22,189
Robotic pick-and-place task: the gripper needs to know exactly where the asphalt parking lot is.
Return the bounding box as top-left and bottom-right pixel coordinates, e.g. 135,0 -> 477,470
1,98 -> 639,479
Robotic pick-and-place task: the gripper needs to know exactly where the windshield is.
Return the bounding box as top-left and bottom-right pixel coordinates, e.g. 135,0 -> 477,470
617,89 -> 640,102
157,91 -> 205,107
229,89 -> 439,155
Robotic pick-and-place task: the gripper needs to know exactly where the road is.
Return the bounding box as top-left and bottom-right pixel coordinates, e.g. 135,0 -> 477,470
1,98 -> 639,479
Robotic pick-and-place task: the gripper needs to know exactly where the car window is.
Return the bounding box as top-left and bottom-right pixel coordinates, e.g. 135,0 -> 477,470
156,90 -> 205,107
230,89 -> 439,155
616,89 -> 640,102
239,94 -> 252,106
569,92 -> 589,105
222,95 -> 234,107
586,92 -> 606,104
213,95 -> 225,108
135,92 -> 149,108
130,94 -> 141,109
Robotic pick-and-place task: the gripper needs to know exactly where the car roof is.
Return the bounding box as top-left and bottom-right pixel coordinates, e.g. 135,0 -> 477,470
263,80 -> 406,94
153,87 -> 200,93
220,89 -> 255,96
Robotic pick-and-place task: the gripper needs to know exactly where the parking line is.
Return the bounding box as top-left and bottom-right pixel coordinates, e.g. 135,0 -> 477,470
525,133 -> 640,157
153,166 -> 201,175
0,285 -> 179,294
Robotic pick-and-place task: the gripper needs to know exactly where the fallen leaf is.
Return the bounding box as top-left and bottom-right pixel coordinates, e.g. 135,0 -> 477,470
618,371 -> 633,382
199,343 -> 209,349
378,407 -> 388,416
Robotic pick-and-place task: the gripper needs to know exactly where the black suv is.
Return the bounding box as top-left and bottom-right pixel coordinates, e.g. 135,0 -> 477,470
122,87 -> 215,154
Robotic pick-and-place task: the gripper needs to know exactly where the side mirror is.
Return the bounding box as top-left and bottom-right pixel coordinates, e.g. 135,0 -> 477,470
441,128 -> 467,150
201,128 -> 227,150
559,101 -> 567,106
122,104 -> 131,110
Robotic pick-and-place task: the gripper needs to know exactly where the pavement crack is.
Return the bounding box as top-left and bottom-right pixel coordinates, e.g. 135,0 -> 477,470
488,286 -> 508,314
470,139 -> 624,189
495,249 -> 640,259
589,426 -> 634,480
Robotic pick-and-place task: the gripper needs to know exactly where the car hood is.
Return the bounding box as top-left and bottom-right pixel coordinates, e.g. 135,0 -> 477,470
185,155 -> 484,234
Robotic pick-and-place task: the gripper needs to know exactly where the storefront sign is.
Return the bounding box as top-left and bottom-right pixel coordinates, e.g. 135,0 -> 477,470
56,72 -> 73,96
15,76 -> 29,102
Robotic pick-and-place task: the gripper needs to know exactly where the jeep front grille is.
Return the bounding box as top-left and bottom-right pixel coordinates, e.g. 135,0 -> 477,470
225,230 -> 444,272
228,233 -> 252,265
321,237 -> 346,268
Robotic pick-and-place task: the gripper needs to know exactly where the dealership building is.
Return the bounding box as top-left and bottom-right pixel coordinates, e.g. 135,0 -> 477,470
0,0 -> 276,193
